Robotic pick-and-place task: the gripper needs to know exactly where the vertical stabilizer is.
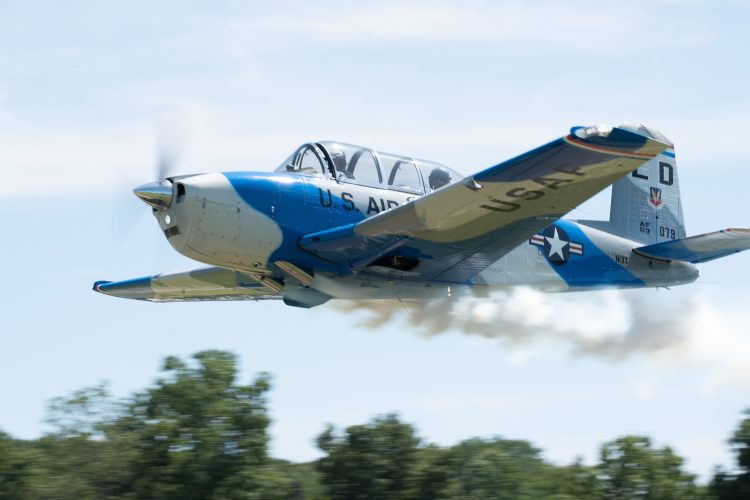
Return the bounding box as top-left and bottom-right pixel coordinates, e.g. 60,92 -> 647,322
579,123 -> 686,244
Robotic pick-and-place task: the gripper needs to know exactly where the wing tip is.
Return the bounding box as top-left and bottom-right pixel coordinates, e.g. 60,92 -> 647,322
723,228 -> 750,237
92,280 -> 111,293
567,123 -> 669,158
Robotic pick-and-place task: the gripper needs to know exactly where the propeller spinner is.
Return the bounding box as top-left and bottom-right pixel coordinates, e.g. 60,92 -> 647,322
133,180 -> 173,209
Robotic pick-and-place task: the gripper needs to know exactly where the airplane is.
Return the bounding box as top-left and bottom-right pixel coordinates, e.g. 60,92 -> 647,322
94,123 -> 750,308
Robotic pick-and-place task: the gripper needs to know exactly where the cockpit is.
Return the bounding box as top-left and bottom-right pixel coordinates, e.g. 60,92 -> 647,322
275,141 -> 462,194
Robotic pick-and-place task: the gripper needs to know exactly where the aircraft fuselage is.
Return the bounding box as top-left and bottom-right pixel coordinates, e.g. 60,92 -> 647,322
152,171 -> 698,301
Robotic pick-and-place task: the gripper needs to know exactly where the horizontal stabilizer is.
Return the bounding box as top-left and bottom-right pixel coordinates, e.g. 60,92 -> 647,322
633,228 -> 750,263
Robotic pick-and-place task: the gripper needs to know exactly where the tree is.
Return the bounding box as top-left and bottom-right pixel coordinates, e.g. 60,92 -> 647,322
316,413 -> 419,500
711,409 -> 750,499
12,351 -> 284,499
542,458 -> 600,500
30,383 -> 134,498
597,436 -> 706,499
410,438 -> 571,500
3,351 -> 735,499
0,431 -> 31,499
117,350 -> 282,499
408,445 -> 455,500
44,383 -> 117,439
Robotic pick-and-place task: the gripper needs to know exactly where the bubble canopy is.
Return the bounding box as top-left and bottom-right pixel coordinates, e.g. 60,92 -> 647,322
275,141 -> 462,194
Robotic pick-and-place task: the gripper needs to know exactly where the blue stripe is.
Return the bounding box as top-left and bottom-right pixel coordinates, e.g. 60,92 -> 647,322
541,220 -> 644,287
661,150 -> 676,158
223,171 -> 360,274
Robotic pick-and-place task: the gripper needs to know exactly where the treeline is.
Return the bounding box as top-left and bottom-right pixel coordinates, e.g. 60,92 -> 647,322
1,351 -> 749,499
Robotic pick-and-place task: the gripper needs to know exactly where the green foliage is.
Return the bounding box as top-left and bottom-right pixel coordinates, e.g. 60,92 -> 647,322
732,409 -> 750,472
45,383 -> 117,439
270,460 -> 326,500
428,438 -> 551,499
316,424 -> 597,500
120,350 -> 275,499
407,445 -> 455,500
1,350 -> 280,500
598,436 -> 705,499
313,422 -> 708,499
28,383 -> 134,498
543,459 -> 600,500
710,409 -> 750,499
3,350 -> 748,499
0,432 -> 31,499
316,413 -> 420,500
409,439 -> 599,500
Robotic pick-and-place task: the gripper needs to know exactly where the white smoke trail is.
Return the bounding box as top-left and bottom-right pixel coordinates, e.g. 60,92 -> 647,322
333,287 -> 750,386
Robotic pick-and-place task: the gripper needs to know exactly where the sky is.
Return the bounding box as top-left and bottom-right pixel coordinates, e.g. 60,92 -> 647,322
1,0 -> 750,480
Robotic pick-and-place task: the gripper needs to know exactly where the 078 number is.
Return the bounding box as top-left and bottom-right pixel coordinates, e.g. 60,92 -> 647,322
660,226 -> 676,239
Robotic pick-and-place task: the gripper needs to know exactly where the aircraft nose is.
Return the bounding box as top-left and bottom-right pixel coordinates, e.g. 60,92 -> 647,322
134,180 -> 173,209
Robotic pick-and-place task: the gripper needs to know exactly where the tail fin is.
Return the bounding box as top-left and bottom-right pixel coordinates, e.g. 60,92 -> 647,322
579,123 -> 686,244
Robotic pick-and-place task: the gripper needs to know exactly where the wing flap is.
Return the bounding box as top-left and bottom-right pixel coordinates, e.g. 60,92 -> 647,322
93,266 -> 281,302
301,125 -> 669,281
633,228 -> 750,263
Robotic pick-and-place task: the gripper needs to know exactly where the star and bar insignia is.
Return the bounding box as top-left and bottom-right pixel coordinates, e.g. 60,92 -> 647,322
529,225 -> 583,265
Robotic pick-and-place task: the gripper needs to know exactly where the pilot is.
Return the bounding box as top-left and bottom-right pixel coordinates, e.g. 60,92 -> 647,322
428,167 -> 451,190
330,148 -> 352,178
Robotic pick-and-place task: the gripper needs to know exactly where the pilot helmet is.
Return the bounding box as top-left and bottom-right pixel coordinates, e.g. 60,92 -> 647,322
428,167 -> 451,189
329,148 -> 347,172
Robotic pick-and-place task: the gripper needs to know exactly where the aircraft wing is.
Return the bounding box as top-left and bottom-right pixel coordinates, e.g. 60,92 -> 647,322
634,228 -> 750,263
300,125 -> 670,282
93,266 -> 281,302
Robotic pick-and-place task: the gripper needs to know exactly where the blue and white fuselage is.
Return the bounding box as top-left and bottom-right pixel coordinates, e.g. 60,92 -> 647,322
147,171 -> 696,302
95,126 -> 750,307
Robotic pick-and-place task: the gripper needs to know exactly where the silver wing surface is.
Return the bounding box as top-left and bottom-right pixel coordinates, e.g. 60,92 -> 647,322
93,266 -> 281,302
300,125 -> 670,282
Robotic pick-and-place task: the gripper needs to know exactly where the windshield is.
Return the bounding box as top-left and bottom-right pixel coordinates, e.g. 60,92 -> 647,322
275,143 -> 329,176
